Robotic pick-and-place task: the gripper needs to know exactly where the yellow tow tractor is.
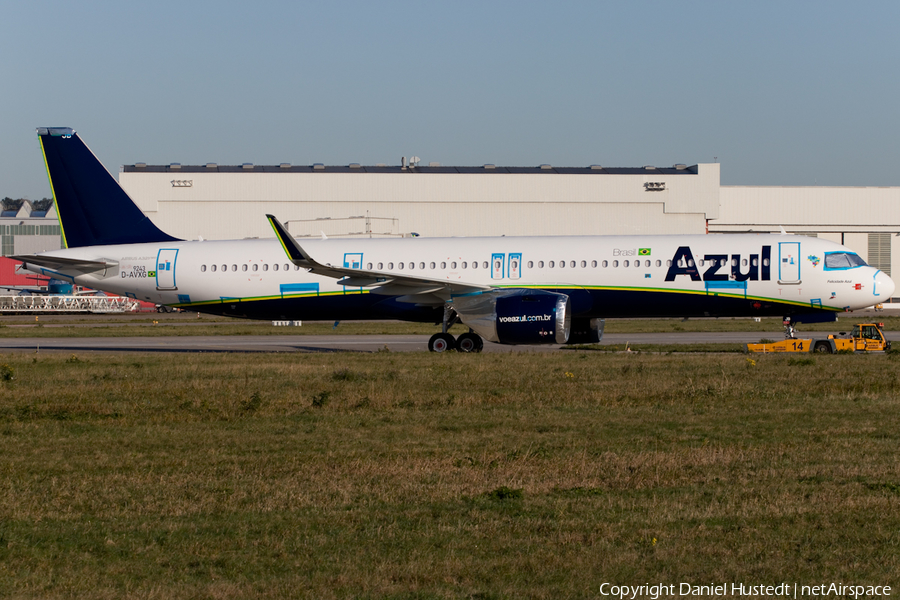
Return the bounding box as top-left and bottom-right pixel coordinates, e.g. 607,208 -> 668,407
746,323 -> 891,354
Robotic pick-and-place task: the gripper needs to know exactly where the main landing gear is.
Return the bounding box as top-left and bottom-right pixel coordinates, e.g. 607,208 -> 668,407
428,331 -> 484,353
428,305 -> 484,353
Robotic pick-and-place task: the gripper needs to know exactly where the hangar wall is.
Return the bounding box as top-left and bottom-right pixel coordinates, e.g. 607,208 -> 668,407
118,164 -> 720,240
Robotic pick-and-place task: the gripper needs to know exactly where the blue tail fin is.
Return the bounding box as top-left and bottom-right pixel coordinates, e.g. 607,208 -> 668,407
37,127 -> 180,248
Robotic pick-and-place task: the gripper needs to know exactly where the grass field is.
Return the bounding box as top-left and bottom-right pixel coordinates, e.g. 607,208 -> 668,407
1,350 -> 899,598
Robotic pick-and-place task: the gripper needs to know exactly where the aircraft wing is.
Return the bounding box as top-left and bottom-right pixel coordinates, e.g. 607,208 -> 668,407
267,214 -> 492,299
10,254 -> 117,274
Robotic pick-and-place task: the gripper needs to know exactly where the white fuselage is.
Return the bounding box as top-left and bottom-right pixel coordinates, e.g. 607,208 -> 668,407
21,233 -> 893,320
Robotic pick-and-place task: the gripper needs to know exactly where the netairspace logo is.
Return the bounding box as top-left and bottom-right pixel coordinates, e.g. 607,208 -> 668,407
598,582 -> 892,599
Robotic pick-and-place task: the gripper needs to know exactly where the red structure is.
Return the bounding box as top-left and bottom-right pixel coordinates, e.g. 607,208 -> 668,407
0,257 -> 50,288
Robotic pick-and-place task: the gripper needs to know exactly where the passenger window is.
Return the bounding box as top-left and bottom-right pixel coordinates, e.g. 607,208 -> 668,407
655,260 -> 661,267
430,262 -> 436,269
419,262 -> 425,270
483,261 -> 488,269
752,258 -> 758,267
242,264 -> 248,272
462,262 -> 467,269
262,264 -> 268,271
378,262 -> 383,269
211,264 -> 217,272
549,261 -> 555,268
602,260 -> 608,268
560,261 -> 565,268
451,262 -> 457,269
472,261 -> 478,269
221,264 -> 227,272
367,262 -> 372,270
763,259 -> 770,266
667,260 -> 672,267
699,259 -> 705,267
688,260 -> 695,267
624,260 -> 629,267
613,260 -> 619,268
409,262 -> 414,270
742,259 -> 748,267
528,261 -> 534,268
644,260 -> 650,267
580,260 -> 586,268
399,262 -> 405,269
252,264 -> 258,272
284,264 -> 290,271
201,265 -> 207,272
441,262 -> 446,269
231,265 -> 236,271
273,264 -> 279,271
538,261 -> 544,268
388,262 -> 394,269
591,260 -> 597,268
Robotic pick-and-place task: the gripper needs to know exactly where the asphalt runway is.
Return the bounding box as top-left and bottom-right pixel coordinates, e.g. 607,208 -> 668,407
1,331 -> 895,354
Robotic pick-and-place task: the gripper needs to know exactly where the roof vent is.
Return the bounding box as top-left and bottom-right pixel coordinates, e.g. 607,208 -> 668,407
539,164 -> 552,170
280,163 -> 291,169
242,163 -> 253,170
349,163 -> 361,169
206,163 -> 217,169
590,165 -> 603,170
483,164 -> 496,169
170,163 -> 181,170
134,162 -> 147,168
313,163 -> 325,170
674,163 -> 687,170
643,165 -> 656,170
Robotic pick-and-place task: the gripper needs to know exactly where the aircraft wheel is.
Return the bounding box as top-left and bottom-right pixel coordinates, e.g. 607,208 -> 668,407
456,332 -> 484,353
428,332 -> 456,353
814,341 -> 832,354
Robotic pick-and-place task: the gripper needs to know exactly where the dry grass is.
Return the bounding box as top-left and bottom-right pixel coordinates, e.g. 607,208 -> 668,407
0,350 -> 899,598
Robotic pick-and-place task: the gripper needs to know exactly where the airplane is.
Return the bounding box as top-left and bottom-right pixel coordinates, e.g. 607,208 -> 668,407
13,127 -> 895,352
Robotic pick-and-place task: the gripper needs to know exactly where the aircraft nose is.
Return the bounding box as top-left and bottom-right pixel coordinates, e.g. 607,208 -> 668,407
875,270 -> 895,301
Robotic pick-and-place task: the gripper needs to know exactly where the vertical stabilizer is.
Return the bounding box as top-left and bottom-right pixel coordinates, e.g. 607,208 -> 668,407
37,127 -> 180,248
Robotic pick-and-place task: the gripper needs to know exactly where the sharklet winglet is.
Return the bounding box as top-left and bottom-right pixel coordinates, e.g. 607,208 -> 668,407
266,214 -> 309,263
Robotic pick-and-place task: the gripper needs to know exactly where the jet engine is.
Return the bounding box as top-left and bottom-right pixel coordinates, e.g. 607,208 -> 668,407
454,289 -> 571,345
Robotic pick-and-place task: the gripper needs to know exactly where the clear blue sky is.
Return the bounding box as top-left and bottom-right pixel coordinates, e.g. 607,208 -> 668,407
2,0 -> 898,199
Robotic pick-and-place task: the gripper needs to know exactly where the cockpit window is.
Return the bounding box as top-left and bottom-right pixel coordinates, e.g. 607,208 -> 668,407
824,252 -> 867,270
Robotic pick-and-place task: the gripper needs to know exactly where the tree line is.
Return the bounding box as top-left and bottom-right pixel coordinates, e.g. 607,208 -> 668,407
1,198 -> 54,212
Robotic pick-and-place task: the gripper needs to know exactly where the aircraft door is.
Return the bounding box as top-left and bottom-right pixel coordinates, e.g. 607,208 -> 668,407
778,242 -> 800,284
492,253 -> 505,279
508,253 -> 522,280
344,253 -> 363,269
156,249 -> 178,290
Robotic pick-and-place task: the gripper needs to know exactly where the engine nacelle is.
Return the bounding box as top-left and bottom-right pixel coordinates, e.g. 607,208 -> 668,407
454,289 -> 571,345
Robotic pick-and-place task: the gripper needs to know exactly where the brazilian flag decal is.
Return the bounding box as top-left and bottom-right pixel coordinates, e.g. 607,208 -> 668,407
638,248 -> 651,256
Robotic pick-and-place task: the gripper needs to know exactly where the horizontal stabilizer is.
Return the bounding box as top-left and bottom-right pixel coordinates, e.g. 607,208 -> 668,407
11,254 -> 117,273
